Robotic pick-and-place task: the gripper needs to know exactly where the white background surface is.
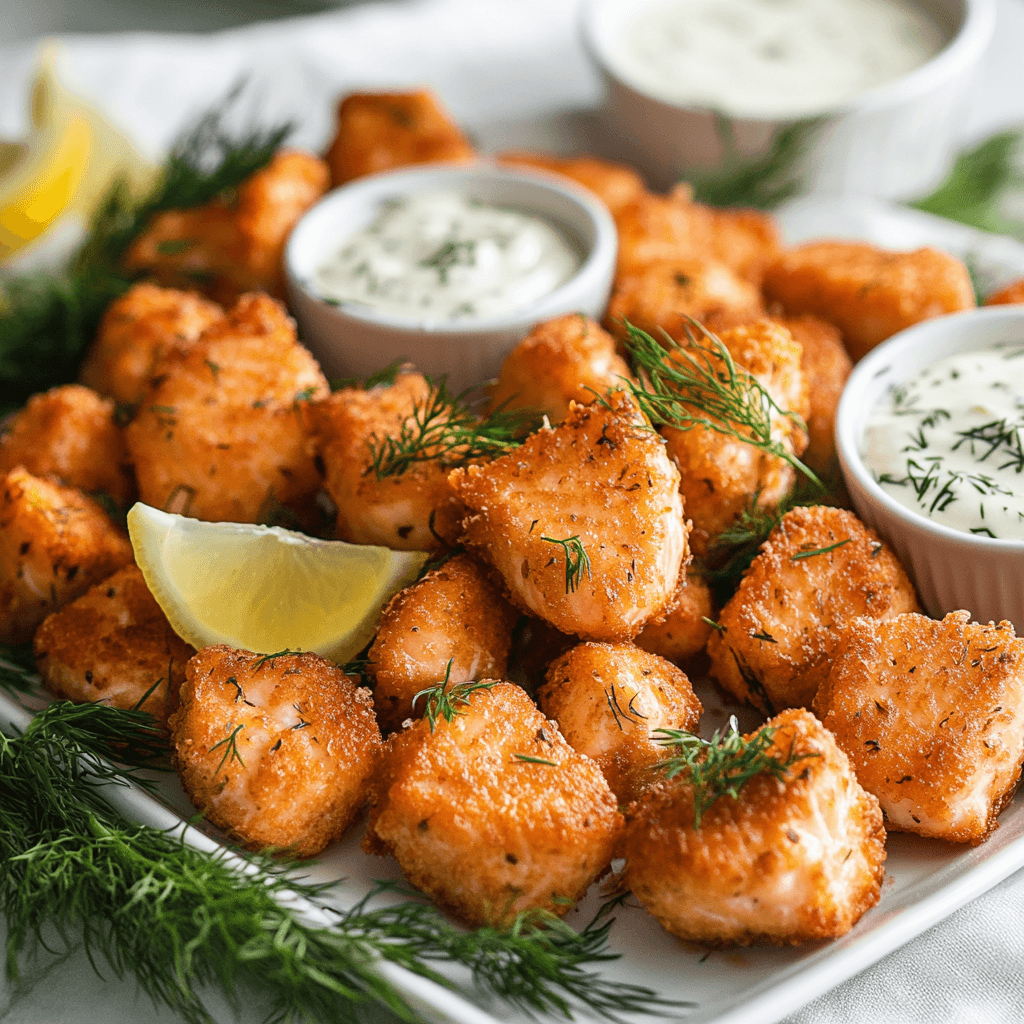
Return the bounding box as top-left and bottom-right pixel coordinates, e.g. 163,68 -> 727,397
3,1 -> 1024,1022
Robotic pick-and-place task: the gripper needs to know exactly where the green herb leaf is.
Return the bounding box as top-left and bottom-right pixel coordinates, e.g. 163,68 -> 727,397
541,534 -> 592,594
791,538 -> 852,560
412,664 -> 499,731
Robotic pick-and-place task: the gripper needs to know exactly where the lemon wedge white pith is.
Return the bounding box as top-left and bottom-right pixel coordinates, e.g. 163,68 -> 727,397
127,503 -> 428,662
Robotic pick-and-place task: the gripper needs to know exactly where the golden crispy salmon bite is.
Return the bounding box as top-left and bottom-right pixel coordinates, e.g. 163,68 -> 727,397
33,565 -> 194,727
363,680 -> 622,928
708,506 -> 919,714
448,392 -> 687,641
620,709 -> 886,946
636,565 -> 716,666
815,611 -> 1024,845
170,646 -> 381,858
538,642 -> 701,806
368,553 -> 517,732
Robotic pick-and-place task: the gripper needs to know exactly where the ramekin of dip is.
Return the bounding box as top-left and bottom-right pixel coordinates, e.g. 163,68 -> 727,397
285,163 -> 616,391
581,0 -> 995,198
836,306 -> 1024,629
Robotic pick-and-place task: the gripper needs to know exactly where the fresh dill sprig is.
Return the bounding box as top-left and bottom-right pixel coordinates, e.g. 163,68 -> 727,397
622,320 -> 819,488
542,535 -> 592,594
412,664 -> 499,731
513,753 -> 560,766
0,643 -> 38,696
369,378 -> 542,478
210,722 -> 246,773
653,716 -> 818,827
791,538 -> 851,560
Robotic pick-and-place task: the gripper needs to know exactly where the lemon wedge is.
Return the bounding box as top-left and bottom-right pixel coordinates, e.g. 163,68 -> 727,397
127,503 -> 428,662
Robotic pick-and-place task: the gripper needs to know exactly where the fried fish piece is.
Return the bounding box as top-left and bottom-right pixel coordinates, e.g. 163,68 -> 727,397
0,384 -> 134,507
0,468 -> 133,644
985,279 -> 1024,306
369,553 -> 517,732
538,642 -> 701,805
636,566 -> 716,666
449,392 -> 687,641
708,506 -> 919,714
326,89 -> 475,186
364,680 -> 622,927
170,646 -> 382,858
620,708 -> 886,945
815,611 -> 1024,845
487,314 -> 632,425
762,241 -> 975,361
124,293 -> 328,524
33,564 -> 194,726
80,283 -> 225,405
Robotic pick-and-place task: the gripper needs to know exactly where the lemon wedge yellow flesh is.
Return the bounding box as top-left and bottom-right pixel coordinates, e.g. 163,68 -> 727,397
127,503 -> 428,663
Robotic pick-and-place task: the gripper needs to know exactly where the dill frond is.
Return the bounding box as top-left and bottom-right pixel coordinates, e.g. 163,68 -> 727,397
791,538 -> 851,560
412,664 -> 499,731
653,716 -> 818,827
210,722 -> 246,773
0,643 -> 39,696
541,535 -> 592,594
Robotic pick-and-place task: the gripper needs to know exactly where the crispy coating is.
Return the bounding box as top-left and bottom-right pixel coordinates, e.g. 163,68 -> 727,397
0,384 -> 134,507
33,565 -> 194,726
620,708 -> 886,945
984,279 -> 1024,306
606,256 -> 764,342
170,646 -> 381,858
125,150 -> 330,305
708,506 -> 919,714
369,553 -> 516,732
80,283 -> 225,405
762,241 -> 975,361
309,372 -> 456,551
124,293 -> 328,524
0,468 -> 132,644
538,642 -> 701,805
661,319 -> 809,556
326,90 -> 475,186
776,314 -> 852,475
815,611 -> 1024,845
449,392 -> 687,641
636,566 -> 716,666
496,151 -> 645,216
364,680 -> 622,927
487,314 -> 632,424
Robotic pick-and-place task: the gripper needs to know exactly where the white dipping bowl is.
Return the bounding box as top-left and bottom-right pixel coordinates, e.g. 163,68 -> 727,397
285,163 -> 617,392
582,0 -> 995,198
836,306 -> 1024,629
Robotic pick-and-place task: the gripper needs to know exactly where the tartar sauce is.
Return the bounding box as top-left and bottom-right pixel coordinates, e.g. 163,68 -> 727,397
611,0 -> 947,118
314,191 -> 580,322
863,346 -> 1024,540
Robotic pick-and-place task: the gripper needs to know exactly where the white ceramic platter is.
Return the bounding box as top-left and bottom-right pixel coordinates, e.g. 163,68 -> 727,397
5,197 -> 1024,1024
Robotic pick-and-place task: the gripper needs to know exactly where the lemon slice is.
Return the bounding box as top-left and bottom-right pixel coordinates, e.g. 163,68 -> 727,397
127,503 -> 428,662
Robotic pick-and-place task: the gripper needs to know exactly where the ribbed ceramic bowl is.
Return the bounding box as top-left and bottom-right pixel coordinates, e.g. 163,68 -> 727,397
284,163 -> 617,392
581,0 -> 995,198
836,306 -> 1024,628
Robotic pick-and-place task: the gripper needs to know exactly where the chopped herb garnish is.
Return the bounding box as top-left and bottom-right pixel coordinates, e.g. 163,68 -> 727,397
541,535 -> 592,594
412,665 -> 499,732
791,538 -> 851,560
513,754 -> 559,767
209,722 -> 245,773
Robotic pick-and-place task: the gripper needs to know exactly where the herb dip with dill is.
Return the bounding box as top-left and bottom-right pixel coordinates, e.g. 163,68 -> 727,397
862,344 -> 1024,539
313,191 -> 580,322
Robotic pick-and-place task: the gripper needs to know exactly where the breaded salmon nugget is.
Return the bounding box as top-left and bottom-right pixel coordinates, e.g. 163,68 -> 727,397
538,642 -> 701,805
369,553 -> 516,732
621,708 -> 886,945
325,90 -> 475,186
496,151 -> 645,216
775,314 -> 852,475
309,372 -> 458,551
815,611 -> 1024,845
0,468 -> 133,644
364,680 -> 622,927
660,319 -> 809,556
984,278 -> 1024,305
708,506 -> 919,714
0,384 -> 134,507
606,256 -> 764,342
125,150 -> 330,304
124,293 -> 328,524
762,241 -> 975,361
80,283 -> 225,405
487,314 -> 632,424
636,566 -> 716,666
170,646 -> 381,857
449,392 -> 687,641
33,565 -> 194,726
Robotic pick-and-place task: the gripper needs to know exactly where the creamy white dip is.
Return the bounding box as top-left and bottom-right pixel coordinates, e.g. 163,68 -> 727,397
313,191 -> 580,323
610,0 -> 948,118
863,345 -> 1024,540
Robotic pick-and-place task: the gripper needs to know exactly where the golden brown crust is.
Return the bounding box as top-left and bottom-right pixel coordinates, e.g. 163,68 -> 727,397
707,506 -> 919,713
636,566 -> 716,665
